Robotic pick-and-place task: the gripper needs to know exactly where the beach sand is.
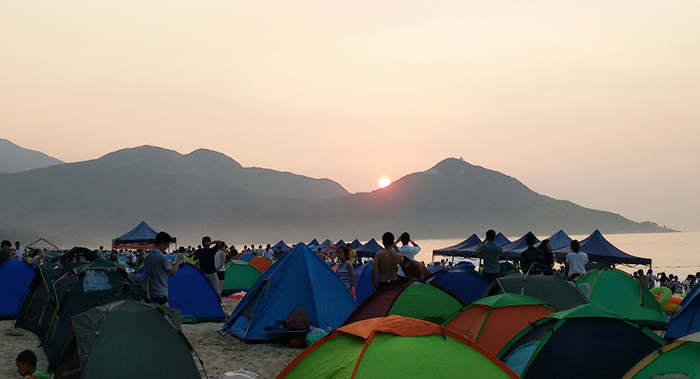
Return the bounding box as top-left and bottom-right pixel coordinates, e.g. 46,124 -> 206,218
0,300 -> 302,379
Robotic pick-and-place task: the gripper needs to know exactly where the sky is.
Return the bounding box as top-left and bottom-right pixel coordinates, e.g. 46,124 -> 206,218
2,1 -> 699,231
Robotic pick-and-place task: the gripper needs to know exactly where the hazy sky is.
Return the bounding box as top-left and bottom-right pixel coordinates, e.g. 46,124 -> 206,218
2,1 -> 699,231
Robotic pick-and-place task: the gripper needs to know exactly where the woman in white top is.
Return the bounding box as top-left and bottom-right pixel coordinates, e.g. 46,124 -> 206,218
215,242 -> 227,296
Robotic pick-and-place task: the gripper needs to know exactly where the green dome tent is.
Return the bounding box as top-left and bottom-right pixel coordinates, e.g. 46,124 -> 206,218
622,331 -> 700,379
343,281 -> 464,326
56,297 -> 201,379
485,271 -> 589,311
222,260 -> 263,295
278,315 -> 520,379
498,303 -> 666,379
575,269 -> 667,329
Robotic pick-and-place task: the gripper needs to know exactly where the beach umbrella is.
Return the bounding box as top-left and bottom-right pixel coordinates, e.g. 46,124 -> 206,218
498,303 -> 666,379
622,331 -> 700,378
343,281 -> 464,326
442,293 -> 557,356
277,315 -> 520,379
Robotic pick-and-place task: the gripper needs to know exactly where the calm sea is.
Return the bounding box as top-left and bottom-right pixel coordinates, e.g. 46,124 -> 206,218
410,231 -> 700,277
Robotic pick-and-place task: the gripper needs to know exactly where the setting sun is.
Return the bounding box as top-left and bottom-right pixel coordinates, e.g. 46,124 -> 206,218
379,177 -> 391,188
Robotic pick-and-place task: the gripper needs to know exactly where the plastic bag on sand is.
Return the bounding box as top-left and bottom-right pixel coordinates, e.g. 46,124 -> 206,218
305,325 -> 327,346
223,369 -> 259,379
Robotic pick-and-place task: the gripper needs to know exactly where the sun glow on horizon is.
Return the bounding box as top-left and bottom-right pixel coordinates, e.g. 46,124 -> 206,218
379,177 -> 391,188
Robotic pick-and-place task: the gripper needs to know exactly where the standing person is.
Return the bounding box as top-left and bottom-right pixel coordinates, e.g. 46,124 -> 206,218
215,242 -> 227,296
346,242 -> 357,264
538,239 -> 555,275
194,236 -> 222,297
637,269 -> 650,288
144,231 -> 184,306
371,232 -> 404,292
0,240 -> 12,266
520,232 -> 545,275
336,246 -> 355,297
647,269 -> 657,289
565,240 -> 588,280
477,230 -> 503,283
228,245 -> 238,262
263,244 -> 274,260
396,232 -> 420,280
15,241 -> 26,259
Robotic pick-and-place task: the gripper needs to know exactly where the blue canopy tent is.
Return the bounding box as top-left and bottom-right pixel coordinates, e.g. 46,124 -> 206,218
540,230 -> 572,251
350,239 -> 363,249
502,232 -> 540,261
355,238 -> 383,258
333,239 -> 346,248
495,232 -> 511,246
112,221 -> 175,249
307,239 -> 320,247
553,230 -> 651,266
271,240 -> 290,253
432,234 -> 482,258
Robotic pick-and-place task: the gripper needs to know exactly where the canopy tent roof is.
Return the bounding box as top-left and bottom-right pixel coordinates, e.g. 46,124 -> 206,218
355,238 -> 383,258
112,221 -> 175,249
270,240 -> 290,252
494,232 -> 511,246
554,230 -> 651,265
540,230 -> 572,251
432,234 -> 482,257
501,232 -> 539,260
26,238 -> 59,251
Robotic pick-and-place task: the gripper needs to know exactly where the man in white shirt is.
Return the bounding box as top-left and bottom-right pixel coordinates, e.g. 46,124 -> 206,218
396,232 -> 421,279
15,241 -> 26,259
565,240 -> 588,280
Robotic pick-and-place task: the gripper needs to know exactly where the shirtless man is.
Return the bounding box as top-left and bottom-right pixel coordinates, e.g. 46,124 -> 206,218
371,232 -> 404,292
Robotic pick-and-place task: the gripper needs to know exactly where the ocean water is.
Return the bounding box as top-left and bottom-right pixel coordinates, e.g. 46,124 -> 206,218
410,231 -> 700,277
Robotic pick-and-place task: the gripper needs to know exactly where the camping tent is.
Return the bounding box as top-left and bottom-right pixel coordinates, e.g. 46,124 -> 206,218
423,268 -> 490,304
0,258 -> 36,320
222,260 -> 263,295
442,294 -> 557,355
16,257 -> 142,371
575,269 -> 667,329
136,264 -> 225,322
622,330 -> 700,379
485,272 -> 589,311
553,230 -> 651,266
666,283 -> 700,339
220,243 -> 357,342
248,256 -> 272,273
498,303 -> 666,379
355,238 -> 383,258
354,262 -> 375,304
112,221 -> 175,249
278,315 -> 520,379
343,281 -> 464,326
56,297 -> 201,379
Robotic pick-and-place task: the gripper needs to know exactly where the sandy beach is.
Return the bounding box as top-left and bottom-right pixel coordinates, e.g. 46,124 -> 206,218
0,300 -> 301,379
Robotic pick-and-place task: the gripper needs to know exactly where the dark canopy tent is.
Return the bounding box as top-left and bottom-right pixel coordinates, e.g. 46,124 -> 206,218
495,233 -> 511,246
355,238 -> 383,258
350,239 -> 363,249
553,230 -> 651,266
432,234 -> 482,258
270,240 -> 290,253
333,239 -> 346,248
112,221 -> 175,249
307,239 -> 320,247
540,230 -> 572,251
501,232 -> 540,261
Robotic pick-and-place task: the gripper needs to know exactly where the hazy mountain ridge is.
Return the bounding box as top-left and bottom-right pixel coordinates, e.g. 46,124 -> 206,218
0,143 -> 672,247
0,139 -> 64,173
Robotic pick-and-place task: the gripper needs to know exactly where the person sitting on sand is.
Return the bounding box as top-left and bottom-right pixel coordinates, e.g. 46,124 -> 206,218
16,350 -> 50,379
371,232 -> 404,292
